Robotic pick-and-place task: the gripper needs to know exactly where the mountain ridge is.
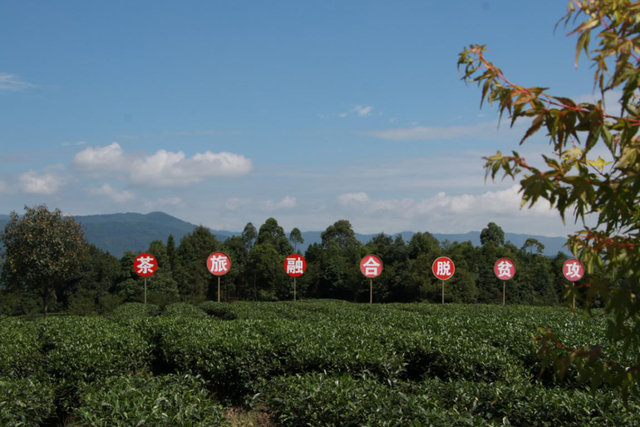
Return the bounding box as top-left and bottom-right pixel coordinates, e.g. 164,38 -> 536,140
0,211 -> 570,258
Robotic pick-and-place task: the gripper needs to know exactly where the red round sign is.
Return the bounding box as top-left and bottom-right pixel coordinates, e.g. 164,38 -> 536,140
563,259 -> 584,282
360,255 -> 383,278
494,258 -> 516,281
432,257 -> 455,280
284,254 -> 307,277
134,253 -> 157,277
207,252 -> 231,276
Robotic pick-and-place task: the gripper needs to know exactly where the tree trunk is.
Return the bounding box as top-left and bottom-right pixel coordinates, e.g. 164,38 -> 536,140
43,292 -> 48,320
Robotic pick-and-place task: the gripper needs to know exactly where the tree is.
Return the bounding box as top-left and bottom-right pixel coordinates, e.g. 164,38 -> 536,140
175,226 -> 220,300
242,222 -> 257,251
289,227 -> 304,253
459,0 -> 640,396
167,234 -> 178,273
321,220 -> 361,249
1,205 -> 87,318
522,238 -> 545,255
256,218 -> 293,256
480,222 -> 505,247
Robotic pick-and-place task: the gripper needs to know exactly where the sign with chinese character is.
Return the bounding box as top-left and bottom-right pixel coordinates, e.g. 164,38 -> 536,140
432,257 -> 455,280
563,259 -> 584,281
207,252 -> 231,276
360,255 -> 383,278
134,253 -> 157,277
494,258 -> 516,280
284,254 -> 306,277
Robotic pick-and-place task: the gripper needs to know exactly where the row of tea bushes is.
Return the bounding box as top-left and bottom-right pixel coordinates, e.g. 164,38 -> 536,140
0,301 -> 637,426
74,374 -> 227,427
0,378 -> 55,426
261,372 -> 640,427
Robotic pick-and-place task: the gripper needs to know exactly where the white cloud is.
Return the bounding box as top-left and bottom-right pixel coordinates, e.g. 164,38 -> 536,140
89,184 -> 134,202
368,120 -> 508,141
263,196 -> 297,211
352,105 -> 373,117
226,197 -> 250,211
72,142 -> 126,172
339,185 -> 557,224
338,105 -> 374,118
73,143 -> 252,187
19,170 -> 64,194
0,73 -> 35,91
129,150 -> 252,187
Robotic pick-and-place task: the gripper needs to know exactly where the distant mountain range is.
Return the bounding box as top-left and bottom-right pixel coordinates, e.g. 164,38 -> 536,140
0,211 -> 571,258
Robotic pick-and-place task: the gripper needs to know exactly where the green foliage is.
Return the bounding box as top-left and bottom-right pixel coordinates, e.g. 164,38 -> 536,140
458,0 -> 640,396
162,303 -> 207,318
0,301 -> 639,424
199,301 -> 238,320
256,218 -> 293,256
0,378 -> 55,427
109,302 -> 161,320
41,317 -> 151,400
1,204 -> 87,317
0,319 -> 42,379
289,227 -> 304,253
480,222 -> 505,247
175,226 -> 220,298
74,374 -> 228,427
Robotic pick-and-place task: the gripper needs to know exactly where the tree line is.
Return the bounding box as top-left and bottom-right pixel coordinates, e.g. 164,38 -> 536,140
0,205 -> 583,316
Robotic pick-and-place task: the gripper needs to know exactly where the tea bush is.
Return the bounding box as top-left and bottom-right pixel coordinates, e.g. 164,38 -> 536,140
41,317 -> 151,402
162,302 -> 207,318
0,378 -> 55,427
109,302 -> 160,320
0,318 -> 42,379
74,374 -> 228,427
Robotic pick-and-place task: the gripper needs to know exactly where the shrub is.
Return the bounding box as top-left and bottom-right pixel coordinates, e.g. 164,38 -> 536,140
0,378 -> 55,427
0,318 -> 43,379
41,317 -> 151,403
74,374 -> 228,427
109,302 -> 160,320
162,303 -> 207,318
198,301 -> 237,320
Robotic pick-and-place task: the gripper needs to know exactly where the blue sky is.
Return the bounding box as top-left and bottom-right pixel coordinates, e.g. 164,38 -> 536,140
0,1 -> 604,236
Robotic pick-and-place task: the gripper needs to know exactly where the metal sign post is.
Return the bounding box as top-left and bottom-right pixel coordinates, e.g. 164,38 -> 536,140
360,255 -> 383,304
284,254 -> 307,302
207,251 -> 232,303
370,279 -> 373,304
563,259 -> 584,311
432,257 -> 455,304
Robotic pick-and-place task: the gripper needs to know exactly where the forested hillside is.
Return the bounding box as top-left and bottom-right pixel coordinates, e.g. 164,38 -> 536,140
0,217 -> 579,316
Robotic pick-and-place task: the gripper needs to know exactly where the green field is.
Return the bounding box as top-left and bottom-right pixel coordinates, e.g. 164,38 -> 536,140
1,301 -> 638,426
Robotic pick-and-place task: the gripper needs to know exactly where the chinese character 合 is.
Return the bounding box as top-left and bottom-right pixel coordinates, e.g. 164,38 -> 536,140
363,257 -> 380,276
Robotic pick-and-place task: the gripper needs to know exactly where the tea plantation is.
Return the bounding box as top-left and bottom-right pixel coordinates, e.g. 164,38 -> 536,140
1,301 -> 638,426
